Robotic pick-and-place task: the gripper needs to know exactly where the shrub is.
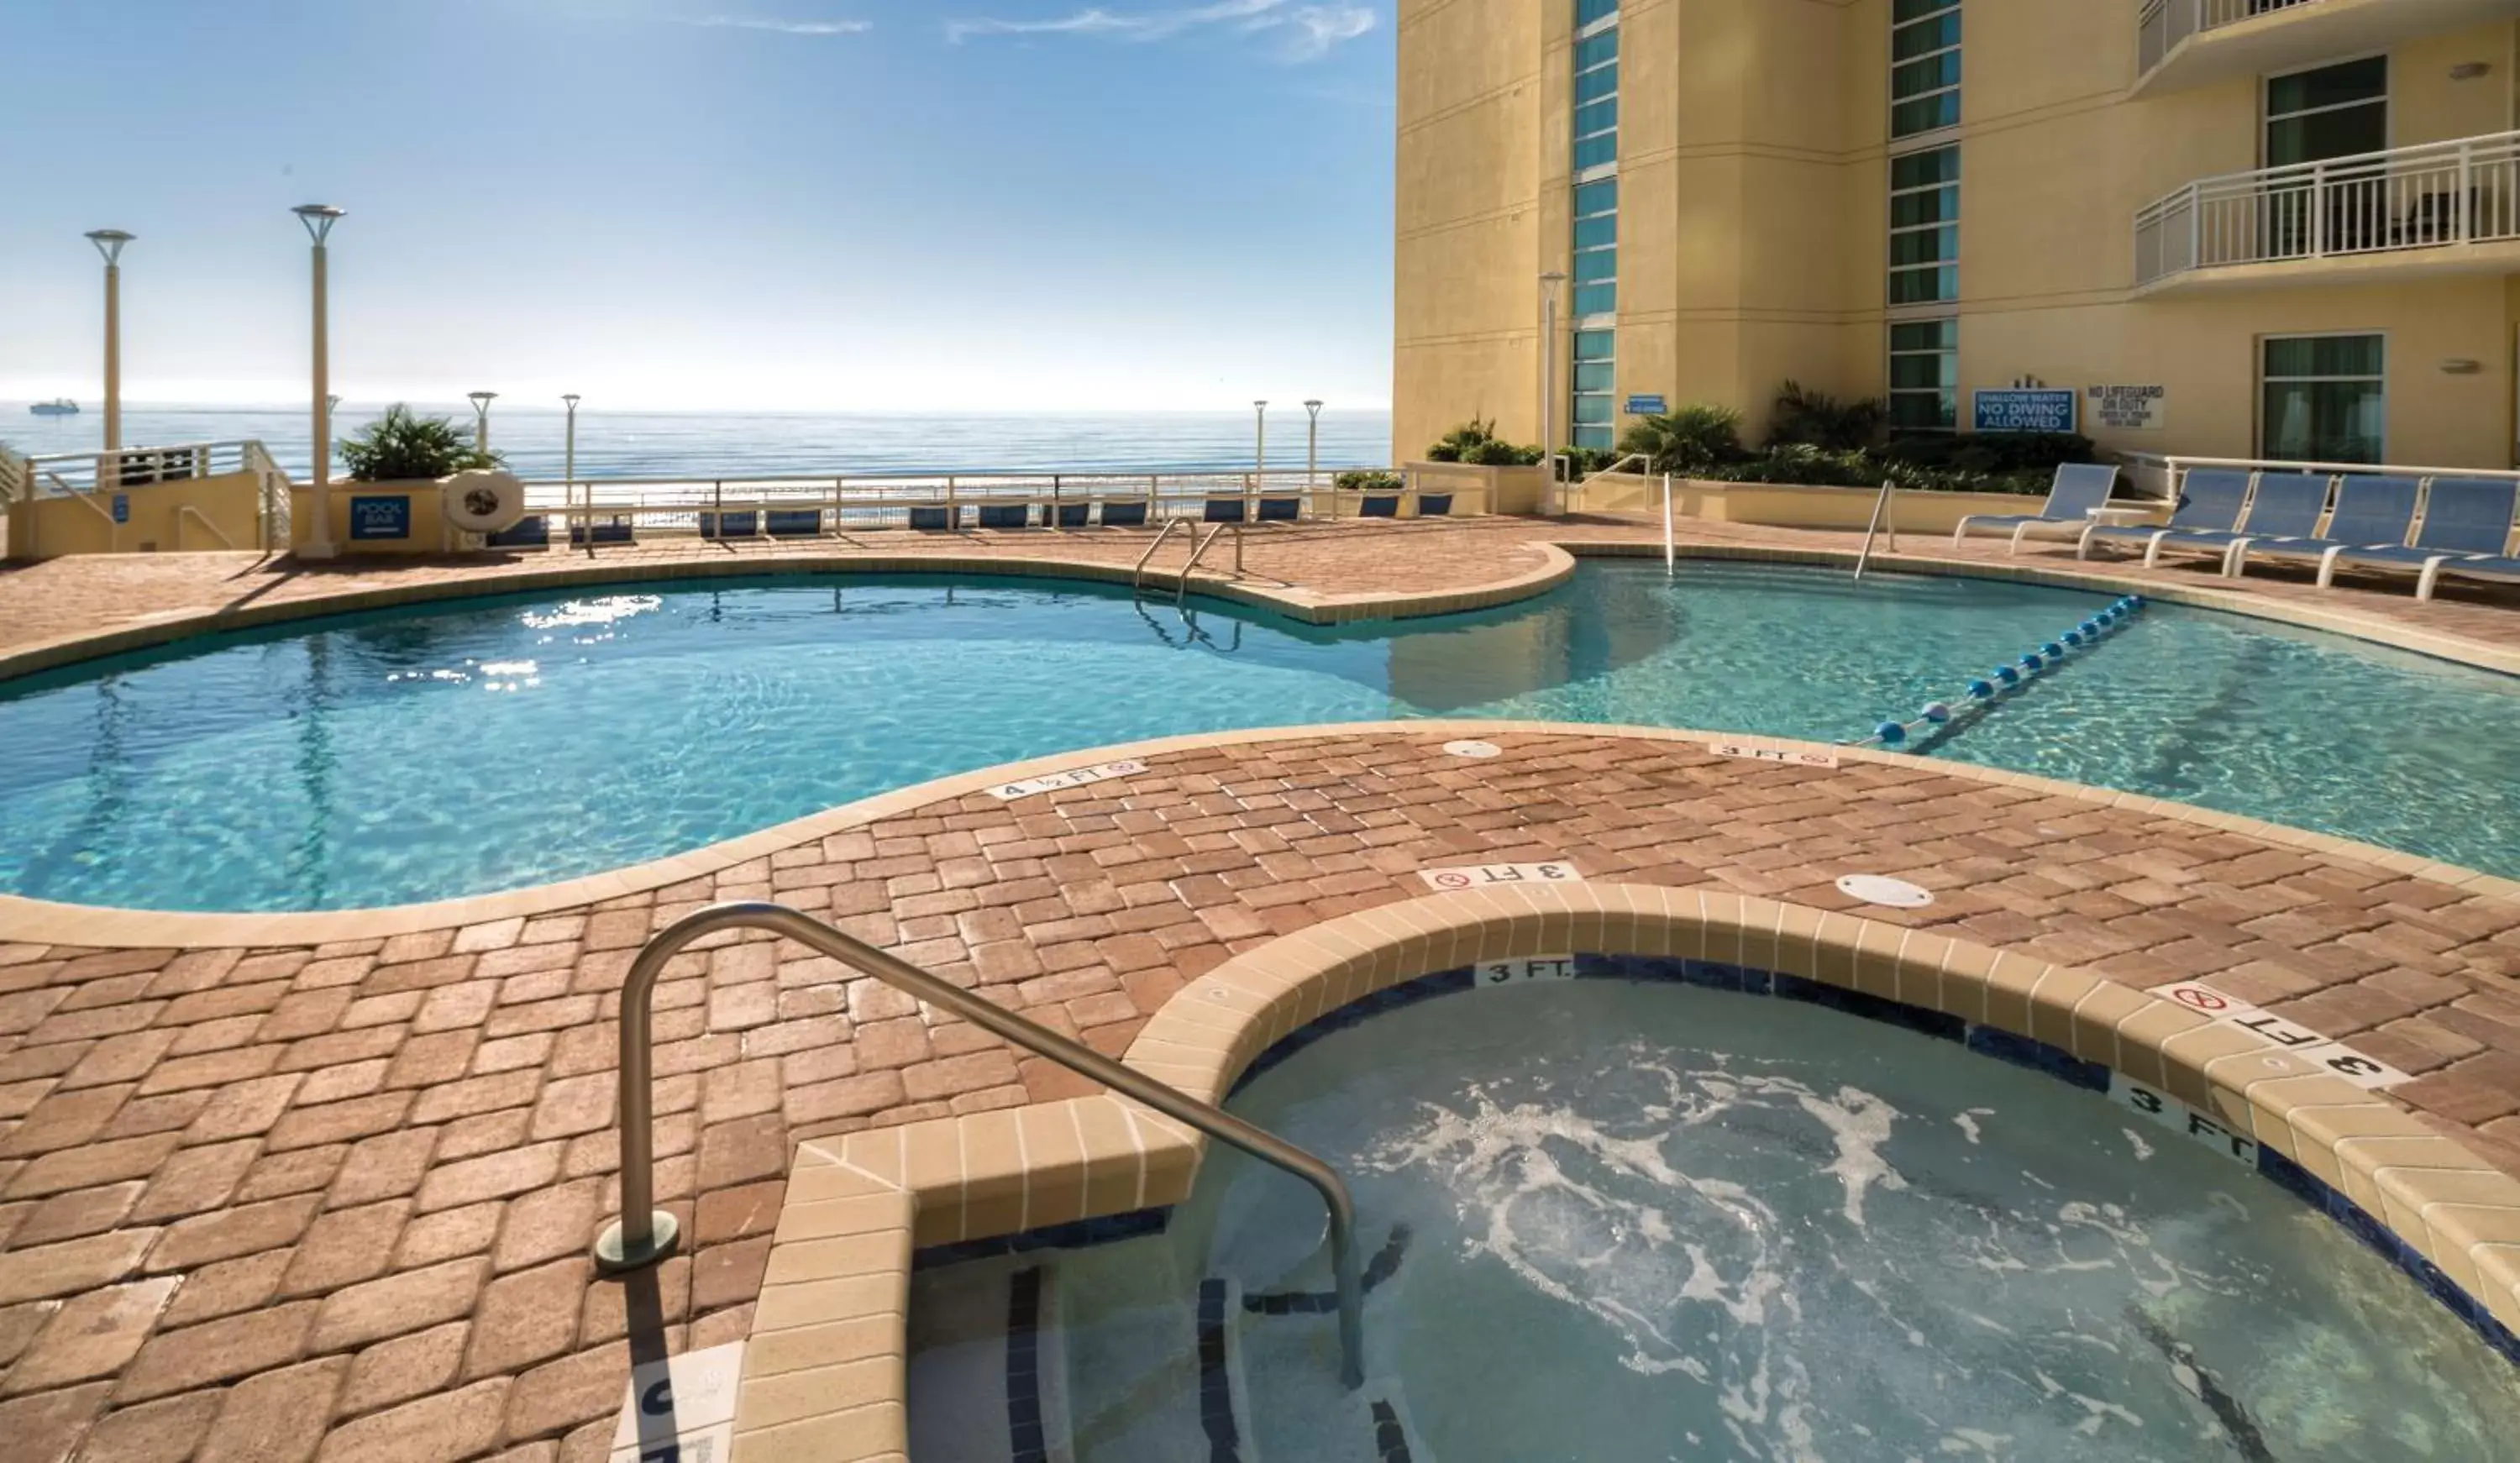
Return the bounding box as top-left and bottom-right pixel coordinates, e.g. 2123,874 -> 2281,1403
338,404 -> 500,482
1335,469 -> 1404,492
1425,417 -> 1542,466
1615,405 -> 1746,476
1766,380 -> 1887,451
1879,430 -> 2095,477
1557,447 -> 1625,478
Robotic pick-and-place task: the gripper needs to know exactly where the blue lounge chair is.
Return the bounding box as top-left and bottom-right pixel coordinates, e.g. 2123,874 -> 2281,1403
1358,494 -> 1401,518
1416,492 -> 1455,517
1256,496 -> 1301,523
2080,468 -> 2250,567
2150,471 -> 2328,574
1203,498 -> 1248,523
766,508 -> 823,537
2229,475 -> 2417,580
1953,462 -> 2122,553
570,518 -> 633,546
2324,478 -> 2520,600
1100,501 -> 1150,527
698,510 -> 757,539
907,506 -> 962,531
977,503 -> 1030,529
486,515 -> 549,550
1053,501 -> 1093,528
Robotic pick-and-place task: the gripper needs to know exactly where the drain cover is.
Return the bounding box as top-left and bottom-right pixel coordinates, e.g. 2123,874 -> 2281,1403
1442,740 -> 1503,759
1836,873 -> 1935,909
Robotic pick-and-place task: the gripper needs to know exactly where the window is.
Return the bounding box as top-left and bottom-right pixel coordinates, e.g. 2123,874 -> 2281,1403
1888,145 -> 1959,307
1567,8 -> 1620,448
1573,330 -> 1617,448
2262,334 -> 2384,464
2265,56 -> 2386,167
1888,319 -> 1959,432
1891,0 -> 1961,139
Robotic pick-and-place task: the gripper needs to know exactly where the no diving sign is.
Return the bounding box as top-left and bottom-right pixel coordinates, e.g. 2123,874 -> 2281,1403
2148,982 -> 2412,1091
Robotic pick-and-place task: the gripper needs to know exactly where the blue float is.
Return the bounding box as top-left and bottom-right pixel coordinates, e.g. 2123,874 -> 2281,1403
2020,653 -> 2045,672
1967,679 -> 1996,699
1876,721 -> 1908,746
2064,630 -> 2085,647
1921,702 -> 1952,724
2043,642 -> 2066,658
1995,666 -> 2020,685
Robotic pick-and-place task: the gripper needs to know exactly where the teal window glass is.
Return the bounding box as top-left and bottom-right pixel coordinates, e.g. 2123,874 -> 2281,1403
1575,97 -> 1618,139
1574,134 -> 1619,170
1573,362 -> 1614,392
1890,0 -> 1961,139
1573,283 -> 1617,316
2261,335 -> 2385,464
1575,30 -> 1618,71
1574,215 -> 1617,250
1888,144 -> 1958,306
1573,249 -> 1616,284
1574,180 -> 1618,218
1887,318 -> 1959,431
1578,0 -> 1620,25
1574,331 -> 1616,363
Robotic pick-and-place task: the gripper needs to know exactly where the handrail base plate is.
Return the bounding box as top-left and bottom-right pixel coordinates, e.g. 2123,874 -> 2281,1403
595,1211 -> 682,1272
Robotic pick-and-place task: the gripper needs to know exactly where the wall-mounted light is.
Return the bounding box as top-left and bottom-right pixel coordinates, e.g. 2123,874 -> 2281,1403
2440,359 -> 2484,375
2450,61 -> 2492,81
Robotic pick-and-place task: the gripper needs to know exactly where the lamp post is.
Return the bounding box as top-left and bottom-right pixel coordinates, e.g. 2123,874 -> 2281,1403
467,391 -> 498,454
1539,271 -> 1568,514
1253,400 -> 1268,496
1304,399 -> 1323,490
294,204 -> 345,559
85,230 -> 134,455
562,394 -> 581,532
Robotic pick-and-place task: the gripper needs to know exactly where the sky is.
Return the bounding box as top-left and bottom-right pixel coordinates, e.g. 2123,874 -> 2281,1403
0,0 -> 1394,412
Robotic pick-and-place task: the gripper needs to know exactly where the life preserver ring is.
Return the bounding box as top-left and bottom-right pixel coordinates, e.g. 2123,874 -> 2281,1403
443,469 -> 526,534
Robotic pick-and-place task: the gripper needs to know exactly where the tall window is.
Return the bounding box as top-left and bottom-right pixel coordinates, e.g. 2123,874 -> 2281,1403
1889,320 -> 1959,432
1891,0 -> 1961,139
2265,56 -> 2386,166
1889,146 -> 1959,307
1569,5 -> 1620,450
2262,334 -> 2384,464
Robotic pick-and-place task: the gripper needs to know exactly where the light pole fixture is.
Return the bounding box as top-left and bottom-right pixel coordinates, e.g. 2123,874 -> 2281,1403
1304,400 -> 1324,494
85,230 -> 134,455
468,391 -> 499,454
1539,271 -> 1570,515
294,204 -> 346,559
562,394 -> 582,535
1254,400 -> 1268,493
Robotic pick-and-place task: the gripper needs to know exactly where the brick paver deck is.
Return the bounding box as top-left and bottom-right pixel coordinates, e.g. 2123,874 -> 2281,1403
3,518 -> 2520,1460
1,729 -> 2517,1460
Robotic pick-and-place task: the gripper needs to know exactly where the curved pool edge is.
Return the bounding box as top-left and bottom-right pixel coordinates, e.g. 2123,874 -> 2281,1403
5,721 -> 2510,947
0,542 -> 1583,687
729,881 -> 2520,1461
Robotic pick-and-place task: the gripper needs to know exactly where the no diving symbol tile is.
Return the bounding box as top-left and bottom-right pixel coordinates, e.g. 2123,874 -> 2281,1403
2147,982 -> 2414,1091
1420,861 -> 1582,891
611,1342 -> 744,1463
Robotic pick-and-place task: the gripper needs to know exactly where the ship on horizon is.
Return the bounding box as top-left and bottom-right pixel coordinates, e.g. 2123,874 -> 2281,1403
28,399 -> 79,417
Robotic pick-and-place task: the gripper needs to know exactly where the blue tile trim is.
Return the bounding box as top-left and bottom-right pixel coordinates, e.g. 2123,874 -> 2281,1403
1005,1266 -> 1048,1463
1196,1278 -> 1244,1460
913,1207 -> 1171,1271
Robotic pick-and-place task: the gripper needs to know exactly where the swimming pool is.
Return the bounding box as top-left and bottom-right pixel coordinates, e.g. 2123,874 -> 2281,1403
911,975 -> 2520,1461
1,561 -> 2515,911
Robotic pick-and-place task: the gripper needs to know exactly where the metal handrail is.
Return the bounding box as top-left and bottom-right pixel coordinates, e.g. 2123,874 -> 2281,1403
1566,451 -> 1653,514
592,902 -> 1368,1390
1852,480 -> 1898,583
1176,522 -> 1242,603
1132,517 -> 1192,595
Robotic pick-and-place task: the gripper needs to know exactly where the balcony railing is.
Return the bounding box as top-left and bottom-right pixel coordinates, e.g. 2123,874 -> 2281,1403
2137,0 -> 2323,77
2135,129 -> 2520,286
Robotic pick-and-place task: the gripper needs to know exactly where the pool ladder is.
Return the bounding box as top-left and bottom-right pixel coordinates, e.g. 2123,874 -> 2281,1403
1852,479 -> 1900,583
1131,519 -> 1244,603
594,900 -> 1369,1391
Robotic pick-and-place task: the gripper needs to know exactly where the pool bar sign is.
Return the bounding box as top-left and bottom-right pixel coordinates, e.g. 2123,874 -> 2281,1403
2149,981 -> 2413,1090
1972,389 -> 2078,434
1420,861 -> 1583,891
348,494 -> 412,541
1478,956 -> 1576,987
987,758 -> 1148,801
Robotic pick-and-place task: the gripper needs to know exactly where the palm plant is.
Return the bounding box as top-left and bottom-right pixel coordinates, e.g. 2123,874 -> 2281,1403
338,404 -> 501,482
1615,405 -> 1745,476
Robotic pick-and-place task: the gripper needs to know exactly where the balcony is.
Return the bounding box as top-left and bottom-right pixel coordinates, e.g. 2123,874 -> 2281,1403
2134,0 -> 2520,96
2135,129 -> 2520,291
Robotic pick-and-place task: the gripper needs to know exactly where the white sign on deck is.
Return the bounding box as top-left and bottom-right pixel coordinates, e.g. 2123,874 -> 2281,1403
2086,384 -> 2167,432
1442,740 -> 1504,759
987,758 -> 1148,801
2109,1073 -> 2257,1167
1835,873 -> 1935,910
1709,741 -> 1838,768
612,1343 -> 745,1462
1478,956 -> 1577,987
2145,982 -> 2413,1090
1420,862 -> 1583,891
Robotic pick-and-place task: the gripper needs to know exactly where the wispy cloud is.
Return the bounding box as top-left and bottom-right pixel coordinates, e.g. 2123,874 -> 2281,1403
947,0 -> 1375,61
673,13 -> 873,35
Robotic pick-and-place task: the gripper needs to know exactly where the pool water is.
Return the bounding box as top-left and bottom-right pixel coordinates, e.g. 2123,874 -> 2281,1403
962,978 -> 2520,1462
1,562 -> 2516,910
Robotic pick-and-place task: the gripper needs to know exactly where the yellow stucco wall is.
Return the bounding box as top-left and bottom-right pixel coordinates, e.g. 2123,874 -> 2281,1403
1396,0 -> 2520,469
6,472 -> 266,559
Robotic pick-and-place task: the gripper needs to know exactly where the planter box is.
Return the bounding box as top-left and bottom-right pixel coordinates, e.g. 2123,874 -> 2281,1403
1573,474 -> 2091,535
291,479 -> 455,555
1402,461 -> 1547,515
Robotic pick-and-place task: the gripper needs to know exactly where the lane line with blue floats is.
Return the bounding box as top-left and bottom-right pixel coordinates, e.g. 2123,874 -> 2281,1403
1845,594 -> 2149,752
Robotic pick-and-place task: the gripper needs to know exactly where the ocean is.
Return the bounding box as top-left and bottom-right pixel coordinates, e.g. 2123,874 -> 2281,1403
1,405 -> 1395,483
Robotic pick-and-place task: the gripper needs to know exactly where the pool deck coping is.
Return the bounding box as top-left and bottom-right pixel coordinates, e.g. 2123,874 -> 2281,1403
3,720 -> 2512,950
722,880 -> 2520,1463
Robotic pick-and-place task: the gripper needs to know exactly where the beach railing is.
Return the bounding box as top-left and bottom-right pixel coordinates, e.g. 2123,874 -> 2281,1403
8,440 -> 270,496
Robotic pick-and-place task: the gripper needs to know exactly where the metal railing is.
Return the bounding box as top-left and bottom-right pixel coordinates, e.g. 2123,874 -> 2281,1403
2137,128 -> 2520,286
594,902 -> 1368,1390
1563,452 -> 1653,515
2138,0 -> 2323,77
1175,522 -> 1244,602
1852,480 -> 1900,583
1132,517 -> 1194,595
6,439 -> 268,496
